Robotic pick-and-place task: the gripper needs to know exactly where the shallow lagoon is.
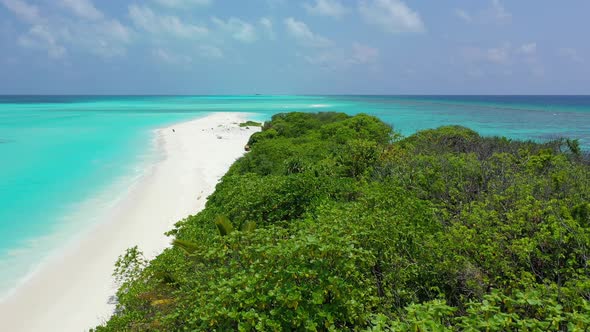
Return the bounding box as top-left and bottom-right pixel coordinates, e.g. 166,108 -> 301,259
1,95 -> 589,297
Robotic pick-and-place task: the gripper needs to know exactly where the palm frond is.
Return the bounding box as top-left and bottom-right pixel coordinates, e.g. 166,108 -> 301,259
172,239 -> 199,255
241,221 -> 256,233
215,215 -> 234,236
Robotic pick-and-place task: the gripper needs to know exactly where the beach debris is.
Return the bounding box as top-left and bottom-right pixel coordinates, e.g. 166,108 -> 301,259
217,135 -> 223,139
172,129 -> 175,132
244,144 -> 251,151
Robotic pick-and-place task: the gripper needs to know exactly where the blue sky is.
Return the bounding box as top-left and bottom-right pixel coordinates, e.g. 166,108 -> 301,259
0,0 -> 589,94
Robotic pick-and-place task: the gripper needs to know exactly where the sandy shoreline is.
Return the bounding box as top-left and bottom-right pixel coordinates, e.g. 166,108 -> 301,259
0,112 -> 260,332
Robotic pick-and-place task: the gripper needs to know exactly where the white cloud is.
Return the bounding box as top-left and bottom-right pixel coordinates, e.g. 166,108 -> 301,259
128,5 -> 208,39
0,0 -> 41,24
351,42 -> 379,64
259,17 -> 272,29
153,0 -> 211,8
153,48 -> 192,64
462,42 -> 544,77
517,42 -> 541,75
463,44 -> 511,65
559,48 -> 584,64
303,0 -> 348,19
301,43 -> 379,70
212,17 -> 257,43
18,25 -> 66,59
3,0 -> 133,59
1,0 -> 66,58
58,0 -> 103,21
456,0 -> 511,25
198,44 -> 223,58
104,20 -> 132,43
518,42 -> 536,55
259,17 -> 275,39
359,0 -> 424,33
152,44 -> 222,64
302,52 -> 335,67
486,45 -> 510,64
454,9 -> 472,23
491,0 -> 511,22
76,19 -> 132,57
284,17 -> 331,47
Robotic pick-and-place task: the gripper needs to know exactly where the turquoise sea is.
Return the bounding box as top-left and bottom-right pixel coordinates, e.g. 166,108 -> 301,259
1,95 -> 590,297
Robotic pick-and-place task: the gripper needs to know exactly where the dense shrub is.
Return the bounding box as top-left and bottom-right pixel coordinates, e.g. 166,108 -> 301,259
95,112 -> 590,331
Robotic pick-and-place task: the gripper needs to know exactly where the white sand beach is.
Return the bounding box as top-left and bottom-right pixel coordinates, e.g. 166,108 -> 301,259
0,112 -> 260,332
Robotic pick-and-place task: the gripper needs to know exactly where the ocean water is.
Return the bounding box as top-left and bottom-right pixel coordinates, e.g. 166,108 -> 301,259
1,95 -> 589,297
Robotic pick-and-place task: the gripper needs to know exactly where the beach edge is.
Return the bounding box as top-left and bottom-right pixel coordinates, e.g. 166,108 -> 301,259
0,112 -> 260,332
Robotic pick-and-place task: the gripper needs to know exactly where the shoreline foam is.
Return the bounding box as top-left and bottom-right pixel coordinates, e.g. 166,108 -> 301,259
0,112 -> 259,331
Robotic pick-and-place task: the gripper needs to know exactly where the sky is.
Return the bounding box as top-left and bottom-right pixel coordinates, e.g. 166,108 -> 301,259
0,0 -> 589,95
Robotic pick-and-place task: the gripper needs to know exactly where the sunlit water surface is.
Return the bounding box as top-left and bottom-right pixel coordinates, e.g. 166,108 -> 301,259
1,95 -> 589,297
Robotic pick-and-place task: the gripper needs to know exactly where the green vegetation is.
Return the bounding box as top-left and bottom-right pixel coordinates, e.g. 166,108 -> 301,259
240,120 -> 263,127
95,112 -> 590,331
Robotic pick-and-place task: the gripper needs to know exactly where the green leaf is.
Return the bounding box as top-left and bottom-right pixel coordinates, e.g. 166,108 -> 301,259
215,215 -> 234,236
241,221 -> 257,233
172,238 -> 199,254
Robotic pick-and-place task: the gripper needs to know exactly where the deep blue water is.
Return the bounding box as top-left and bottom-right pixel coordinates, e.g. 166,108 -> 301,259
1,95 -> 589,297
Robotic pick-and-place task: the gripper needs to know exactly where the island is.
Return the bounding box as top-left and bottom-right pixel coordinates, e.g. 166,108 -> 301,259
93,112 -> 590,331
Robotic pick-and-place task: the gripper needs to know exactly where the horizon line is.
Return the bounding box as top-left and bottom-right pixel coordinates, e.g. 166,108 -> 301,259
1,94 -> 590,97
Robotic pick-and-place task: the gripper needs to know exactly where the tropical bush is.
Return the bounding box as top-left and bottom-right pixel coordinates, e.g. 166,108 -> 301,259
239,121 -> 262,128
94,112 -> 590,331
